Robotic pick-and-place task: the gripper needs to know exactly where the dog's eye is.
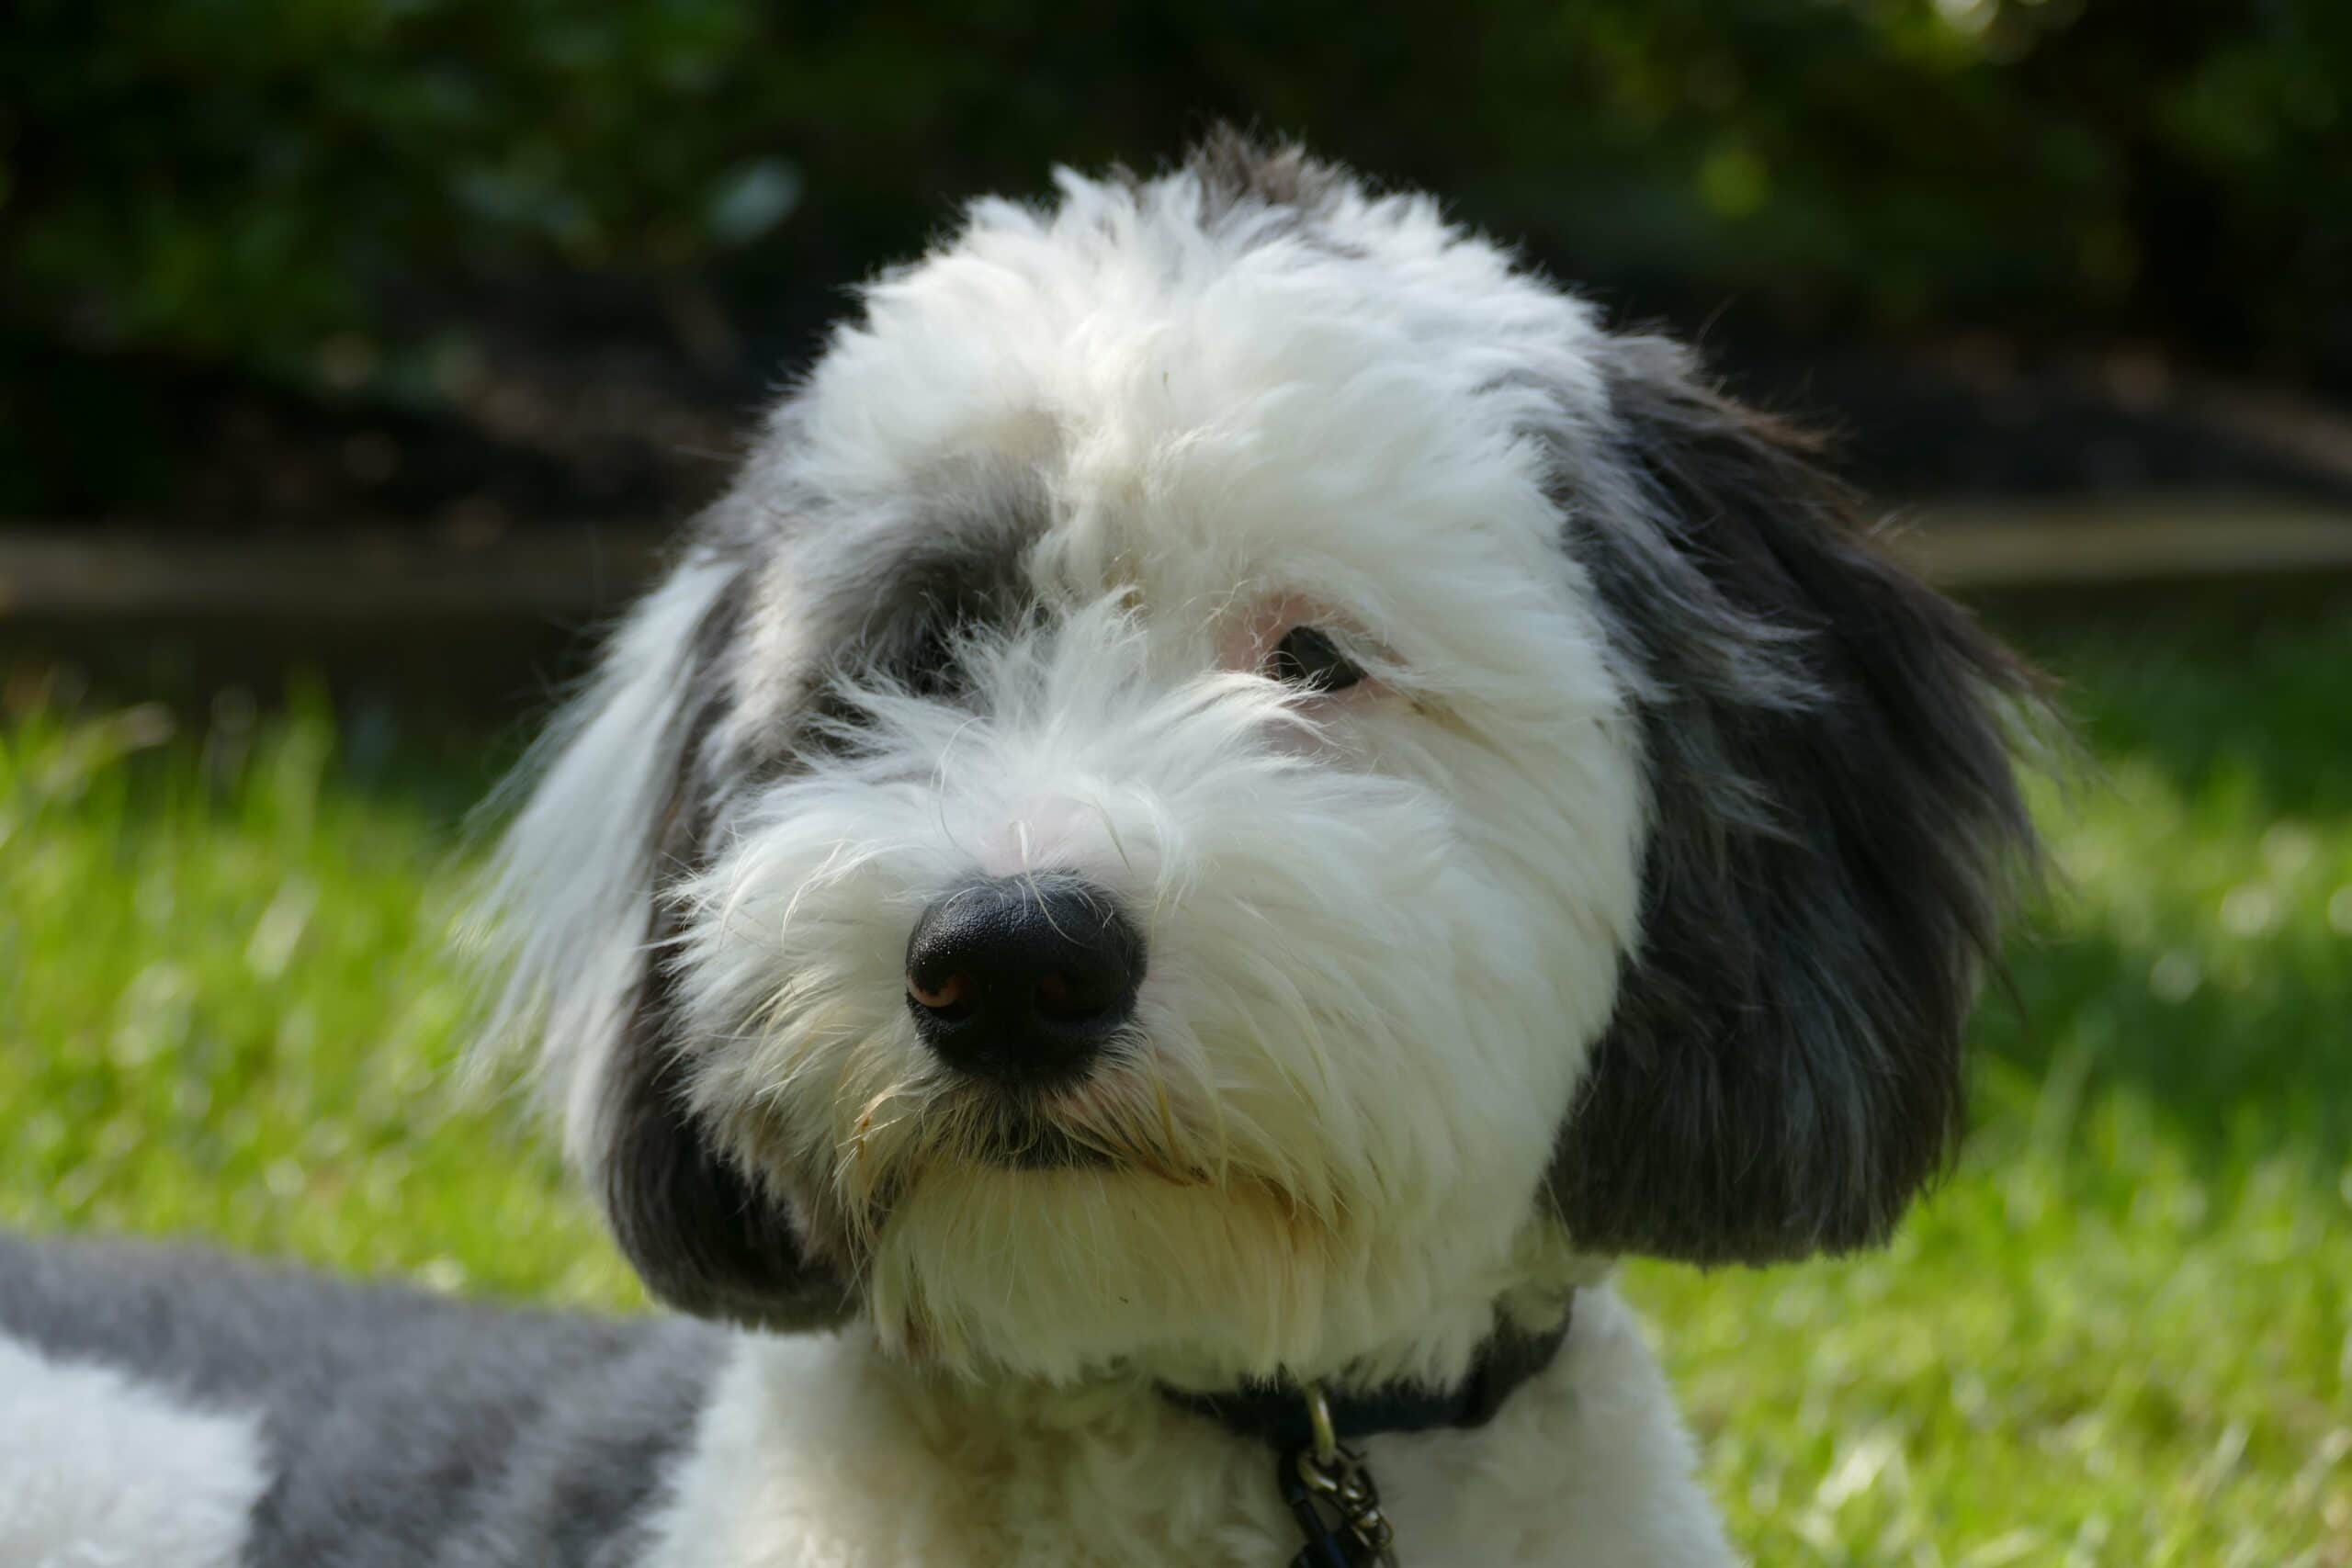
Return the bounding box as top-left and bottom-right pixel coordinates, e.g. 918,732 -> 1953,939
1267,626 -> 1367,693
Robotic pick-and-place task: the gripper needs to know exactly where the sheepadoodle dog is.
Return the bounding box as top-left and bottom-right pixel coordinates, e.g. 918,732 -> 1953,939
1,135 -> 2040,1566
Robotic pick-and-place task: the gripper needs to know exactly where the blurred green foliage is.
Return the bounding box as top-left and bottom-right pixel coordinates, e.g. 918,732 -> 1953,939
6,0 -> 2348,412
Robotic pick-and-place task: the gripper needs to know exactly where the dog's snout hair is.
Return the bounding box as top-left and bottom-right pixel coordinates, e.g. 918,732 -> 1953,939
472,130 -> 2042,1389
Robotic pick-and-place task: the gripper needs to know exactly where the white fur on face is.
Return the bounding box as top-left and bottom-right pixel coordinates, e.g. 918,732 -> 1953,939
492,161 -> 1652,1388
680,589 -> 1636,1382
710,174 -> 1645,1385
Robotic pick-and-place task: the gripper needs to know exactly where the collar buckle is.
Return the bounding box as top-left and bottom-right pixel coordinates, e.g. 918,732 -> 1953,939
1160,1295 -> 1577,1567
1280,1385 -> 1399,1567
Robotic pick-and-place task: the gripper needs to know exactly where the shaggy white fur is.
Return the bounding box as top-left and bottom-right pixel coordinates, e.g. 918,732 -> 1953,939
496,152 -> 1648,1395
673,590 -> 1640,1388
0,1334 -> 266,1568
467,134 -> 2050,1565
476,149 -> 1718,1562
648,1286 -> 1730,1567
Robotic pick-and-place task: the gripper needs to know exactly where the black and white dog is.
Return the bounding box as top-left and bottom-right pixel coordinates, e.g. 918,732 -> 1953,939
2,136 -> 2039,1566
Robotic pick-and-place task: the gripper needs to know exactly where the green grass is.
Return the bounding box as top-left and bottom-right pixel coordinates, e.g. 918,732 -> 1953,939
5,622 -> 2349,1565
0,693 -> 639,1310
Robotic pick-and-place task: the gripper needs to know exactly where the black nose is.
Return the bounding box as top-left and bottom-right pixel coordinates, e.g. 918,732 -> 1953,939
905,875 -> 1145,1085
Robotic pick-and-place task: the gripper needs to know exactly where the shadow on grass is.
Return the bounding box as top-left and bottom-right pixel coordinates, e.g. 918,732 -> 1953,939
1975,920 -> 2352,1168
1969,614 -> 2352,1171
2007,613 -> 2352,820
3,675 -> 522,840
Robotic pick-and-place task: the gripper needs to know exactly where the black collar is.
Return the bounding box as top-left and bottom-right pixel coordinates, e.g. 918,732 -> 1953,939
1159,1295 -> 1574,1451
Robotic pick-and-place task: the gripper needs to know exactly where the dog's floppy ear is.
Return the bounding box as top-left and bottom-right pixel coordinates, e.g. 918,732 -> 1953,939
1546,334 -> 2041,1265
477,544 -> 854,1328
600,944 -> 858,1328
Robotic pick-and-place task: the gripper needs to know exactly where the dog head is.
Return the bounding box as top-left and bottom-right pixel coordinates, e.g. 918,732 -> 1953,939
476,136 -> 2039,1387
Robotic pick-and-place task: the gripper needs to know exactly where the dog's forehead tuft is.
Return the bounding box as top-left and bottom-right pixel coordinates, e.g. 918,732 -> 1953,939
701,133 -> 1634,745
773,141 -> 1611,533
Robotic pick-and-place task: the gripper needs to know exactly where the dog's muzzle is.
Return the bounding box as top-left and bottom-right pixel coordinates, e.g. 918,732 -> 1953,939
904,874 -> 1145,1088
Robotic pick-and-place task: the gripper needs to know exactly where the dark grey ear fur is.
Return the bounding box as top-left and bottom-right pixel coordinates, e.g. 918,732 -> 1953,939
512,536 -> 858,1330
1548,334 -> 2042,1265
602,935 -> 859,1330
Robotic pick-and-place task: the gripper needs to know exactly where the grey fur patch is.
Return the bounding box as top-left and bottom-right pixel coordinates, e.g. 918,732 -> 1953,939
599,969 -> 862,1333
1545,333 -> 2043,1265
1097,127 -> 1360,256
0,1232 -> 721,1567
785,454 -> 1050,740
1180,126 -> 1351,230
558,540 -> 854,1331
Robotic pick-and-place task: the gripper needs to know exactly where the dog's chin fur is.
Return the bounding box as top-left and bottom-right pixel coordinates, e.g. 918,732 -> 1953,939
861,1160 -> 1592,1390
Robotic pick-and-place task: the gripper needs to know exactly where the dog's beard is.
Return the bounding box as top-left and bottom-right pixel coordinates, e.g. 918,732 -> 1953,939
864,1152 -> 1352,1380
672,876 -> 1578,1384
824,1064 -> 1330,1376
684,928 -> 1592,1387
698,1005 -> 1370,1380
831,1054 -> 1360,1363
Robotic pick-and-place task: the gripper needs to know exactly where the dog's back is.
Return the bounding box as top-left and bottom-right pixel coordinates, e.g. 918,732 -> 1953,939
0,1233 -> 722,1567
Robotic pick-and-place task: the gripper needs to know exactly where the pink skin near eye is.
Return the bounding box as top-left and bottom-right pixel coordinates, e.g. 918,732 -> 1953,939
1217,594 -> 1388,703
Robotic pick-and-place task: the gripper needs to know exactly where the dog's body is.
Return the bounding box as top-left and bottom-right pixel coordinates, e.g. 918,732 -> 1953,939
0,1235 -> 715,1568
3,135 -> 2039,1566
0,1235 -> 1724,1566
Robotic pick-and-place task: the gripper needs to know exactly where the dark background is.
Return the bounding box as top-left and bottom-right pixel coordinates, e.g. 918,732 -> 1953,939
8,0 -> 2351,538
